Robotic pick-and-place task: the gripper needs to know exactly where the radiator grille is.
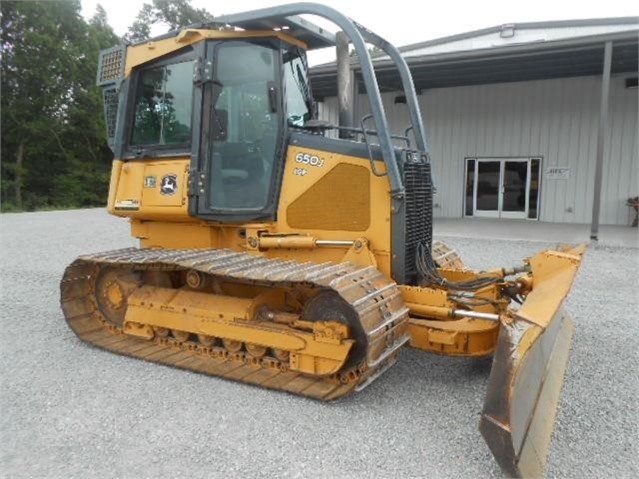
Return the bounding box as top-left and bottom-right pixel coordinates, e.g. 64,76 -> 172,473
403,157 -> 433,283
287,163 -> 370,231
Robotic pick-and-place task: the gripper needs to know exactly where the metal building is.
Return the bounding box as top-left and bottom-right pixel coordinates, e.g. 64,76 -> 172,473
311,18 -> 638,228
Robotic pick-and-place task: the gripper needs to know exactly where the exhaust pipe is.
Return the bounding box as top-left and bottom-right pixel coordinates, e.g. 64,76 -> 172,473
336,31 -> 354,139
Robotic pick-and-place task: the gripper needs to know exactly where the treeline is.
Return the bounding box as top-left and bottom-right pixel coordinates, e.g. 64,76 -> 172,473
0,0 -> 213,211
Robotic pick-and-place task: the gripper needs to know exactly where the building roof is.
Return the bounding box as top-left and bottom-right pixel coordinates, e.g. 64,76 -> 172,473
310,17 -> 639,98
397,17 -> 638,57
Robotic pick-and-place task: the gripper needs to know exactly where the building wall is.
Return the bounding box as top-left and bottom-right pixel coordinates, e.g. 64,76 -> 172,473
318,74 -> 638,225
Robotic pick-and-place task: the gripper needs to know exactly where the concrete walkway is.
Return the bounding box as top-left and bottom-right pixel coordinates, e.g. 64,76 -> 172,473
433,218 -> 639,248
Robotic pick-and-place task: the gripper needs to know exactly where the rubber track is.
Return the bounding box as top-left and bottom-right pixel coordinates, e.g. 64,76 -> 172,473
60,247 -> 410,401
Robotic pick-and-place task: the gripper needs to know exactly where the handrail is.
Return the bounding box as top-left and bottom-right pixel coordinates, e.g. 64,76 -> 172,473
350,21 -> 429,155
359,115 -> 388,177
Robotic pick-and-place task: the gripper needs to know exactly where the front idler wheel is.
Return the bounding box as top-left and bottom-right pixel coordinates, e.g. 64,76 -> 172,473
94,267 -> 141,327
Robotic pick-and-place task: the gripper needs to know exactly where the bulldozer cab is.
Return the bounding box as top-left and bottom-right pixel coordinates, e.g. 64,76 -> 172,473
97,4 -> 429,225
118,36 -> 313,221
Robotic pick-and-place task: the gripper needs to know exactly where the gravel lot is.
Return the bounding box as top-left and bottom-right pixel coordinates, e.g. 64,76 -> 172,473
1,209 -> 637,478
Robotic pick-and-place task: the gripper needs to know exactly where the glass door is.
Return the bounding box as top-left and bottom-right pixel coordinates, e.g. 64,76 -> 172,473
465,158 -> 539,219
474,160 -> 501,217
500,160 -> 528,219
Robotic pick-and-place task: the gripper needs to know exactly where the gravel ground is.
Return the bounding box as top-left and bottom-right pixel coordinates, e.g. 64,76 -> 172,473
1,208 -> 637,478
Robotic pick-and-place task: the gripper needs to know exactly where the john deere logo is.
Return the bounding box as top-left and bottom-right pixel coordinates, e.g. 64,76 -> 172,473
160,174 -> 178,196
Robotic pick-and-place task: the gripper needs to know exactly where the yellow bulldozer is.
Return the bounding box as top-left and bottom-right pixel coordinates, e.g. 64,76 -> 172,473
60,3 -> 584,477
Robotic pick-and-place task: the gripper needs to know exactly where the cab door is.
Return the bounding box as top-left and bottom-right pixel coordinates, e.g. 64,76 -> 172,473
190,39 -> 284,222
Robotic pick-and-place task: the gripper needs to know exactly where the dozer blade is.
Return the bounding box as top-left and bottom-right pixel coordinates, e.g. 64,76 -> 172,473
480,245 -> 585,478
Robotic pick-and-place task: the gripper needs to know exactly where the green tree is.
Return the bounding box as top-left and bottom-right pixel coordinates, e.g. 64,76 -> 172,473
125,0 -> 214,43
350,45 -> 385,58
51,5 -> 120,207
1,1 -> 118,210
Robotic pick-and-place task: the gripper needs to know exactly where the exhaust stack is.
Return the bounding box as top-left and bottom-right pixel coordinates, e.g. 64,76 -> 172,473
336,31 -> 354,138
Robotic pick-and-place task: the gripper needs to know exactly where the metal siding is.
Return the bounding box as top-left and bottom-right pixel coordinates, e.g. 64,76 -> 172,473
317,98 -> 339,139
316,74 -> 637,225
604,77 -> 638,225
418,75 -> 636,224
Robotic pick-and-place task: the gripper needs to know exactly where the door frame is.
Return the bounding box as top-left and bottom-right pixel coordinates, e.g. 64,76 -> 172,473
464,157 -> 542,220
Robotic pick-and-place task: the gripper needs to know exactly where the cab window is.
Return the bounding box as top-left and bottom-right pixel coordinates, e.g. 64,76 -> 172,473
283,48 -> 312,127
131,59 -> 194,146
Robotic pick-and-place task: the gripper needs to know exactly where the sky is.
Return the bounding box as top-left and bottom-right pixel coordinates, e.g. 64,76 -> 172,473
81,0 -> 638,64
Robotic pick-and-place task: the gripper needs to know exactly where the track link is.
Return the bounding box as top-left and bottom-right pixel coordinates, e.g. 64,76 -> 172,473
60,247 -> 410,400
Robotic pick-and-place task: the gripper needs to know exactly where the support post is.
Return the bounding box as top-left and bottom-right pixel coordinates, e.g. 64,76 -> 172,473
336,31 -> 354,138
590,41 -> 613,241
